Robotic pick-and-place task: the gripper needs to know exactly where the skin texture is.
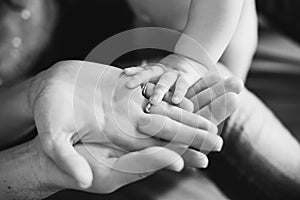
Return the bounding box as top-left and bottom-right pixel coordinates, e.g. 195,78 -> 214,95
127,0 -> 257,80
126,0 -> 257,102
1,60 -> 222,189
127,0 -> 244,61
0,131 -> 185,200
143,63 -> 244,126
125,54 -> 208,105
0,61 -> 243,199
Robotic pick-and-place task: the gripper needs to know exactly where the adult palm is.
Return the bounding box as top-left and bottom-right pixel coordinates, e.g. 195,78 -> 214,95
29,61 -> 221,189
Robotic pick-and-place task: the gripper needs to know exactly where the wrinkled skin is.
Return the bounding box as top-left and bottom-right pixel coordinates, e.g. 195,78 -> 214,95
29,60 -> 222,189
32,136 -> 184,194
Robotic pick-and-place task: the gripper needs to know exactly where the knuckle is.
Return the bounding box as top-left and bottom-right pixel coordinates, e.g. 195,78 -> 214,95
41,138 -> 55,154
155,85 -> 168,94
154,63 -> 166,72
41,134 -> 66,157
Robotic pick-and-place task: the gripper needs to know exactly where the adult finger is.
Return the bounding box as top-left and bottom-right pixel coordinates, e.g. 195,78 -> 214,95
145,83 -> 194,112
113,146 -> 184,173
149,101 -> 218,133
196,92 -> 239,125
191,77 -> 243,111
40,134 -> 93,189
186,72 -> 223,99
172,76 -> 191,104
149,71 -> 178,105
166,144 -> 209,168
126,65 -> 164,88
111,146 -> 184,190
75,144 -> 183,193
137,114 -> 223,151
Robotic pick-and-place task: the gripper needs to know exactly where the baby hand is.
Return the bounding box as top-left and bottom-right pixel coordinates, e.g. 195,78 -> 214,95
125,54 -> 207,105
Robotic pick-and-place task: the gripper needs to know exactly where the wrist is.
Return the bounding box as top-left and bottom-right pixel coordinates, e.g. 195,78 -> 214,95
174,34 -> 216,69
31,139 -> 64,194
0,139 -> 61,199
160,54 -> 207,80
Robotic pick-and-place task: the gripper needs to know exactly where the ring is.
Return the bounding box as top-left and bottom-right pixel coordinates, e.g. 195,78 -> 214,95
144,102 -> 152,113
140,82 -> 148,97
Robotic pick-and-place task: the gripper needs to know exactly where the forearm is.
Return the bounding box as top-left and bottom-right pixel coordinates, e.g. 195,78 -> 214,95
0,139 -> 60,200
175,0 -> 244,63
0,79 -> 34,149
220,0 -> 258,81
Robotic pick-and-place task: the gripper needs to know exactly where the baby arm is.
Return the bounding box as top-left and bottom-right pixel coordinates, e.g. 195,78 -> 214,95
126,0 -> 244,105
175,0 -> 244,62
220,0 -> 258,81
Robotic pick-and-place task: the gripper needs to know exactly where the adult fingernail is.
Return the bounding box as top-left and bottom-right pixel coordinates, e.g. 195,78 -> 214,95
209,124 -> 218,134
212,137 -> 223,152
149,96 -> 159,105
201,135 -> 223,152
166,158 -> 184,172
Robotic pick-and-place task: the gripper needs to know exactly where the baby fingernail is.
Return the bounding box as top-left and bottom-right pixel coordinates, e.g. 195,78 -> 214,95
149,96 -> 159,105
172,95 -> 180,104
125,67 -> 135,73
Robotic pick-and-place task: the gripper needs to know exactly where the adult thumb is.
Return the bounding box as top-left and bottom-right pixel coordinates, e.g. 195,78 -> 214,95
41,136 -> 93,189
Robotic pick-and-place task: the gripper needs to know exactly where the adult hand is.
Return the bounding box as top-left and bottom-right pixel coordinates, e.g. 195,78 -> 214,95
0,137 -> 184,199
140,67 -> 243,166
186,65 -> 244,124
35,138 -> 185,194
142,64 -> 244,126
28,61 -> 222,189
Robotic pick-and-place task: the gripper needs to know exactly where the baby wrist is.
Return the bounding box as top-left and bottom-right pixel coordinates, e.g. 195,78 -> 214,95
174,34 -> 216,70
